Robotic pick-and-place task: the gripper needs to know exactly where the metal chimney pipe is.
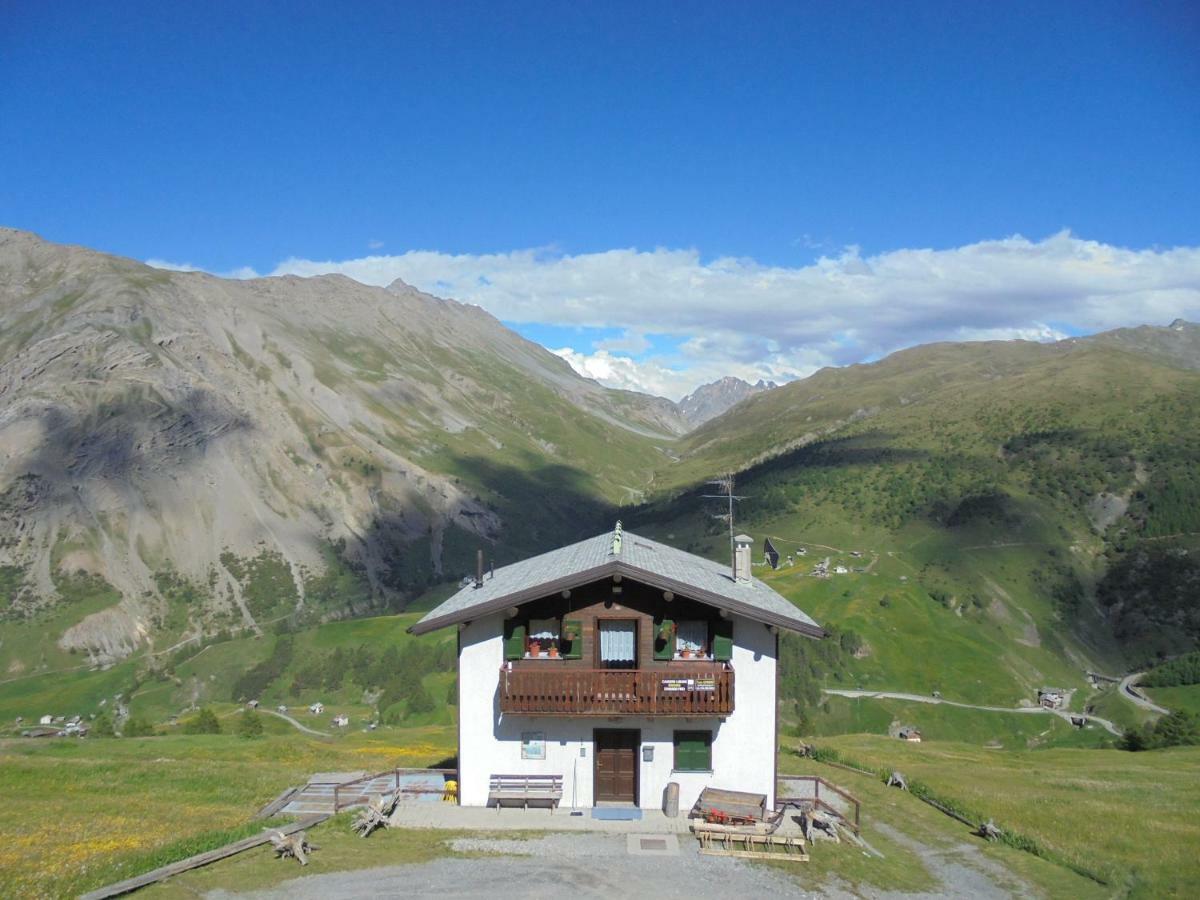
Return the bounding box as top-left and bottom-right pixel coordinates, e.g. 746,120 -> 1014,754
475,549 -> 484,588
733,534 -> 753,584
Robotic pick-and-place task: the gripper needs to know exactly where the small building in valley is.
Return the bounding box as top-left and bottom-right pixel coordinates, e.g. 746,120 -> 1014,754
897,726 -> 922,743
1038,688 -> 1065,710
410,523 -> 824,811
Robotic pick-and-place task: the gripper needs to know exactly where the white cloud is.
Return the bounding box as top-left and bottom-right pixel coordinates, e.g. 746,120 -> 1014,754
368,239 -> 384,250
146,259 -> 260,280
145,258 -> 200,272
153,232 -> 1200,396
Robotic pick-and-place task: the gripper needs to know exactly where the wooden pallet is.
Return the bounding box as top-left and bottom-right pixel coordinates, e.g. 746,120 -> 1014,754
696,829 -> 809,862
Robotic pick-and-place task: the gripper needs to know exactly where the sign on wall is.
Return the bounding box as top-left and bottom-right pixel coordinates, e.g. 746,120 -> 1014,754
521,731 -> 546,760
661,677 -> 717,692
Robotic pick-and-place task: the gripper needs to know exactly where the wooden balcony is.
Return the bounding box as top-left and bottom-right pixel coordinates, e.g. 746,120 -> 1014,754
498,665 -> 734,717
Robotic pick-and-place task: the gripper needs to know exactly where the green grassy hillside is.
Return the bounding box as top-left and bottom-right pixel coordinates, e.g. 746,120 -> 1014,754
628,338 -> 1200,741
0,606 -> 458,735
806,735 -> 1200,898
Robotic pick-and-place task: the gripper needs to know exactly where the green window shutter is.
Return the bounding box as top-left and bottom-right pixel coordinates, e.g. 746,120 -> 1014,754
562,619 -> 583,659
504,623 -> 526,660
713,617 -> 734,661
654,618 -> 675,660
674,730 -> 712,771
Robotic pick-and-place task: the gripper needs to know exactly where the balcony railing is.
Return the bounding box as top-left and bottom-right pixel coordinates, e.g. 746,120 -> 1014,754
498,664 -> 734,716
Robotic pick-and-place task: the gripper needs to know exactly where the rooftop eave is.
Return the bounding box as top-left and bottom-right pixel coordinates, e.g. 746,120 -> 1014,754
407,559 -> 824,639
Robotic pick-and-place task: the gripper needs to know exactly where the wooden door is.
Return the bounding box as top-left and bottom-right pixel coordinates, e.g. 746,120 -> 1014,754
594,728 -> 639,804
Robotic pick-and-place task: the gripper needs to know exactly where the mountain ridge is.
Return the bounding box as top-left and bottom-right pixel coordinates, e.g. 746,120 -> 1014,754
2,228 -> 1197,689
677,375 -> 776,427
0,229 -> 683,665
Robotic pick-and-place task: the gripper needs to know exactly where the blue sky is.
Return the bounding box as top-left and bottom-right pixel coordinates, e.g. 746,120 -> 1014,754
3,2 -> 1199,397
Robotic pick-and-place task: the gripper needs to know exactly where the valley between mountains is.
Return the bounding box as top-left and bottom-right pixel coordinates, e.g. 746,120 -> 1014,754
3,229 -> 1200,899
2,227 -> 1199,740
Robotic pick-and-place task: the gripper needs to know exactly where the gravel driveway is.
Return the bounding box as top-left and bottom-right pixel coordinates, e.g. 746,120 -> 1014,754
205,829 -> 1036,900
206,832 -> 834,899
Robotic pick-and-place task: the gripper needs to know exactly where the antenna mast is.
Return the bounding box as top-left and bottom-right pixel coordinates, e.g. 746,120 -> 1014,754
703,473 -> 746,580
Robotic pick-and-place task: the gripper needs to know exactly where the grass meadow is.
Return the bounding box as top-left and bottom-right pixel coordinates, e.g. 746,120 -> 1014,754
0,726 -> 454,899
807,734 -> 1200,898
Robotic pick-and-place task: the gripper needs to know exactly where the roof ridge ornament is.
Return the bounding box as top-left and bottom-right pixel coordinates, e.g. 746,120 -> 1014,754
611,520 -> 623,556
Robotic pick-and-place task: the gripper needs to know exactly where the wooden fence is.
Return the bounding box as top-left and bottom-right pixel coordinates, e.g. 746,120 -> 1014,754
499,665 -> 734,716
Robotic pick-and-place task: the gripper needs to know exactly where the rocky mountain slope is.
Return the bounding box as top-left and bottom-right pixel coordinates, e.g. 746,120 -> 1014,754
676,376 -> 776,427
1076,318 -> 1200,371
0,229 -> 683,665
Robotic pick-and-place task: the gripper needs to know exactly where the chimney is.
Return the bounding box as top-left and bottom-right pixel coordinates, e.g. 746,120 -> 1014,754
733,534 -> 753,584
475,549 -> 484,589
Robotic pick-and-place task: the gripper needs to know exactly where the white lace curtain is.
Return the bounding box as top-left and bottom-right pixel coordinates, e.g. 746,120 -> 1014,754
676,620 -> 707,655
529,618 -> 560,641
599,620 -> 636,662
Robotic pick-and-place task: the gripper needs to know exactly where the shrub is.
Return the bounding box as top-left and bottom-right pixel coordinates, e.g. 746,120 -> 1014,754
406,682 -> 436,717
123,717 -> 156,737
1123,710 -> 1200,751
1141,651 -> 1200,688
183,707 -> 221,735
91,712 -> 114,737
236,708 -> 264,739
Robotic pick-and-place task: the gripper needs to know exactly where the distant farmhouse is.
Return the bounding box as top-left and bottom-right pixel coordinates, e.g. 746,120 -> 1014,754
410,523 -> 824,811
1038,688 -> 1066,710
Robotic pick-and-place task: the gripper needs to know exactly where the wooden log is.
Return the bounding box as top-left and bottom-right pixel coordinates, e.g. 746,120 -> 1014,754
255,785 -> 299,820
802,809 -> 841,844
976,819 -> 1003,841
81,814 -> 329,899
886,770 -> 908,790
351,793 -> 397,837
270,829 -> 318,865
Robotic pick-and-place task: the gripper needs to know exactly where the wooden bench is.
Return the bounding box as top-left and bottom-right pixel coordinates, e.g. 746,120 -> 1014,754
487,774 -> 563,811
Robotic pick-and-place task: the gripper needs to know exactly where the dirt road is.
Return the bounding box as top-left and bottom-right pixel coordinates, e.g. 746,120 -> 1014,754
1118,673 -> 1170,715
822,688 -> 1123,736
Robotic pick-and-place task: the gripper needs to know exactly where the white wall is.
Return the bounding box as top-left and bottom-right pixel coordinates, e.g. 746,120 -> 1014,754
457,612 -> 777,810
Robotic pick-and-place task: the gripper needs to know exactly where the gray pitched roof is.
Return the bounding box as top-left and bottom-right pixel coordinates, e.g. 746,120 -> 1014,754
409,524 -> 823,638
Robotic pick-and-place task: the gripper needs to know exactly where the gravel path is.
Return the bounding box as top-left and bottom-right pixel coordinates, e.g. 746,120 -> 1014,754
205,829 -> 1040,899
206,832 -> 834,899
261,709 -> 331,737
823,688 -> 1123,736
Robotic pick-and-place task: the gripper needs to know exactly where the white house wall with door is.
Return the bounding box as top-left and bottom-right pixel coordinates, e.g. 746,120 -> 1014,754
410,525 -> 824,812
455,608 -> 779,810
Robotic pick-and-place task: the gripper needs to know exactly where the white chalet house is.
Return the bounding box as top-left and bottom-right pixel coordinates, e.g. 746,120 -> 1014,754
409,523 -> 824,812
